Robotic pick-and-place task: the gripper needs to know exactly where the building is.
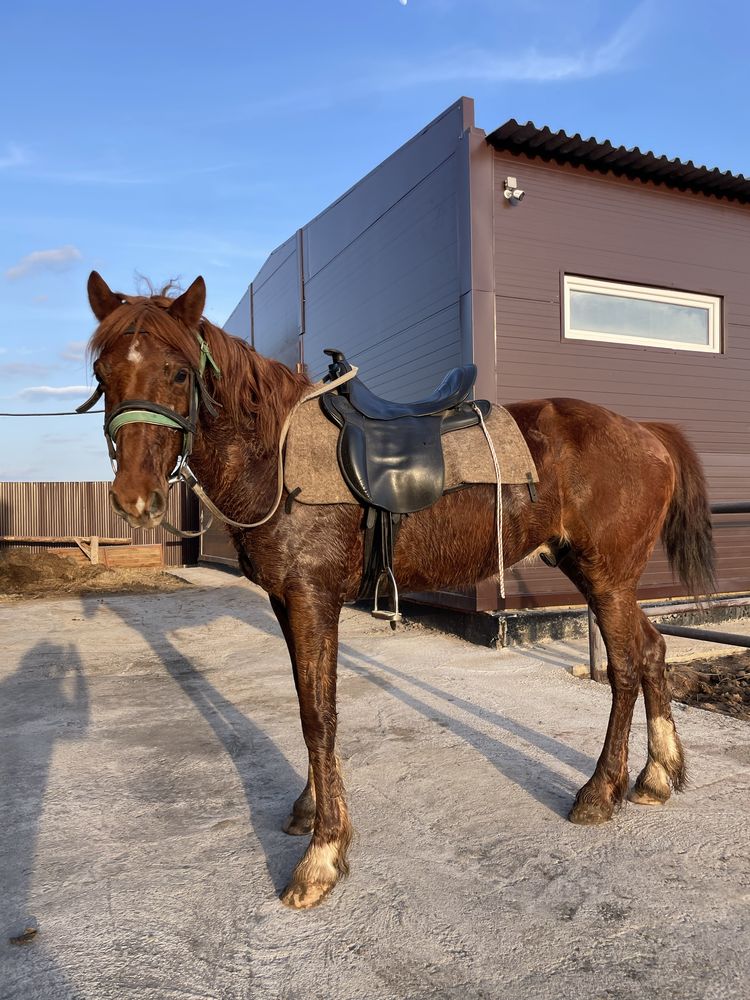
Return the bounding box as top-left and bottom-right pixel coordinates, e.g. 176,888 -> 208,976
203,96 -> 750,619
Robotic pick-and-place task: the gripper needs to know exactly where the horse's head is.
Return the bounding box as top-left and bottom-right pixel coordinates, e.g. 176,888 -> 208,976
84,271 -> 214,529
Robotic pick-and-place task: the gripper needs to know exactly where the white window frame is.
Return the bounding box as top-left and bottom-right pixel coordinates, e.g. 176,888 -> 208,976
563,275 -> 722,353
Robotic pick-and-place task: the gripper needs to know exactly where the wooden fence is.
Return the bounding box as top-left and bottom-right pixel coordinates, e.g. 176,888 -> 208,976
0,482 -> 199,566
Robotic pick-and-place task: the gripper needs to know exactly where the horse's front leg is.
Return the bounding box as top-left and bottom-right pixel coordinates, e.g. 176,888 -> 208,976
269,595 -> 316,835
277,587 -> 352,909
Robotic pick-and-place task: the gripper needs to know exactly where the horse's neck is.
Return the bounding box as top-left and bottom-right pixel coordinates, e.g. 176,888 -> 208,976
189,364 -> 305,522
189,420 -> 276,523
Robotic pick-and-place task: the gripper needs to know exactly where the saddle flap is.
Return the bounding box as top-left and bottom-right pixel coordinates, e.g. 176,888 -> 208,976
339,412 -> 446,513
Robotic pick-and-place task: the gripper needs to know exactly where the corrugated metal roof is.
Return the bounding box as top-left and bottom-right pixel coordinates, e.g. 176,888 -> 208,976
487,119 -> 750,204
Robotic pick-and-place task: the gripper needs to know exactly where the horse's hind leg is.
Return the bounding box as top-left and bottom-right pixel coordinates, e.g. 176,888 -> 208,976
270,595 -> 317,835
629,615 -> 686,805
567,587 -> 643,825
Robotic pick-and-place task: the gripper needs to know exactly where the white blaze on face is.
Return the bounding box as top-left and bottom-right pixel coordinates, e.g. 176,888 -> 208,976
135,497 -> 146,515
127,337 -> 143,364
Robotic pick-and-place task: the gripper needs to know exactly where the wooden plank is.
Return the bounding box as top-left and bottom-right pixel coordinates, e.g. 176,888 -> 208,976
1,535 -> 131,545
102,544 -> 164,569
45,547 -> 90,564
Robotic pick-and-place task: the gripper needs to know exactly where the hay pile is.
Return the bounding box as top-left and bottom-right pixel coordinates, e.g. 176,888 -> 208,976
669,653 -> 750,721
0,549 -> 190,600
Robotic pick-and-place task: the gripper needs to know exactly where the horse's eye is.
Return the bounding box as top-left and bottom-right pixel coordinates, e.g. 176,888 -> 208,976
174,369 -> 189,384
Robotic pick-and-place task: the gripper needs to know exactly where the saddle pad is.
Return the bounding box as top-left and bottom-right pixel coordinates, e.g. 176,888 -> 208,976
284,398 -> 539,506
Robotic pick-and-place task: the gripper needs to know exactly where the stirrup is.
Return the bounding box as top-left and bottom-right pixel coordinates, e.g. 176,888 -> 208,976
372,567 -> 402,629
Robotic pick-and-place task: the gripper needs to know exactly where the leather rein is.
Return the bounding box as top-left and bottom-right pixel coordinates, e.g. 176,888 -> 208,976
77,324 -> 357,538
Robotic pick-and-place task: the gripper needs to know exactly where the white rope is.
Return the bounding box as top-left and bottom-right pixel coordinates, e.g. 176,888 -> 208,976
472,403 -> 505,599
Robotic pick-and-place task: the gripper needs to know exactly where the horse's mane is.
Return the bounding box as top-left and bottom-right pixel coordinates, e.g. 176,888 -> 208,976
88,288 -> 311,452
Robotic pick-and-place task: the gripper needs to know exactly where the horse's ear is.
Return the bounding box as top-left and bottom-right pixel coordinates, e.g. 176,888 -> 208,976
169,276 -> 206,328
88,271 -> 122,322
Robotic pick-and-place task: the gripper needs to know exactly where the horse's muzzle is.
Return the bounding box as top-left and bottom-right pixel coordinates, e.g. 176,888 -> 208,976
109,487 -> 167,529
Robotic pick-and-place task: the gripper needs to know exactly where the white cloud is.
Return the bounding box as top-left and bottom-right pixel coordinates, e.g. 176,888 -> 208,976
6,245 -> 83,281
380,4 -> 651,87
19,385 -> 90,399
60,340 -> 88,363
0,362 -> 56,378
0,143 -> 28,169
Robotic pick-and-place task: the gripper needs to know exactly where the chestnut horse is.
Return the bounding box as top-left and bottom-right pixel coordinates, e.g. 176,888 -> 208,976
84,271 -> 715,909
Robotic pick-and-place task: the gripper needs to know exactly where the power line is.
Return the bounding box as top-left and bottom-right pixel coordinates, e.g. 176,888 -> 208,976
0,410 -> 104,417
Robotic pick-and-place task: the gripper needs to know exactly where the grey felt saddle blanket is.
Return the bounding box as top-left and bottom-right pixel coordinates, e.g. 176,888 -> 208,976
284,399 -> 538,506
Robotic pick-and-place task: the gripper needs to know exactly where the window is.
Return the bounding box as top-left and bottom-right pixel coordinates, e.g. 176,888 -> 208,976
563,275 -> 722,353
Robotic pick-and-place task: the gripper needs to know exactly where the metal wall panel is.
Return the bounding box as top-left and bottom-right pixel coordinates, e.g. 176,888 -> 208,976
304,156 -> 462,394
224,286 -> 251,342
0,481 -> 199,566
302,102 -> 471,394
250,234 -> 301,369
491,150 -> 750,607
204,99 -> 476,567
303,100 -> 472,279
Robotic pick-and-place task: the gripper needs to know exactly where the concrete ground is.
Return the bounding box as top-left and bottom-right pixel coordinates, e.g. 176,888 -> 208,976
1,567 -> 749,1000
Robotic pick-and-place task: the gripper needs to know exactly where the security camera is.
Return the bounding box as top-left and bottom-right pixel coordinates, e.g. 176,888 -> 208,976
503,176 -> 525,203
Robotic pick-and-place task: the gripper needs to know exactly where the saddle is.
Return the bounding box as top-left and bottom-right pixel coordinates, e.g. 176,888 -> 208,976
319,349 -> 492,625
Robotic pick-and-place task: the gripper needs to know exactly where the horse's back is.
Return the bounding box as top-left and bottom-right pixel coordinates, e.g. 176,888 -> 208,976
506,396 -> 673,469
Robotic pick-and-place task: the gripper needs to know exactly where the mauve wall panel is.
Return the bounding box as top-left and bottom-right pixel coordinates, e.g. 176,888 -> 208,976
200,519 -> 237,565
0,481 -> 198,566
492,151 -> 750,606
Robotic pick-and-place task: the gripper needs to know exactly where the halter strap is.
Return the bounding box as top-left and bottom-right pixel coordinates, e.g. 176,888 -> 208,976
107,400 -> 195,439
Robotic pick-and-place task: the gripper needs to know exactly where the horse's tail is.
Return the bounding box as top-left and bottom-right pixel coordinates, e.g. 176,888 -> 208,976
643,422 -> 716,600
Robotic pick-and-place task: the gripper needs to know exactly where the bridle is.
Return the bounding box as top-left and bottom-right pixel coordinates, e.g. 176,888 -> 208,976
78,321 -> 358,537
77,323 -> 223,537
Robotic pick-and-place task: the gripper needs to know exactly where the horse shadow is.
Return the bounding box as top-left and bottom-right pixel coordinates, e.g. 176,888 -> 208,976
87,575 -> 596,899
335,642 -> 595,816
0,640 -> 88,994
207,591 -> 595,816
87,586 -> 304,894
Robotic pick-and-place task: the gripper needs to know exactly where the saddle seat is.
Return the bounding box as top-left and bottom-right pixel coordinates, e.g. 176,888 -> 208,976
346,363 -> 478,420
320,349 -> 491,515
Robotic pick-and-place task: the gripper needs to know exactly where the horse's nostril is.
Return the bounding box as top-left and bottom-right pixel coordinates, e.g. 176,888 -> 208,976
109,491 -> 126,518
149,490 -> 166,517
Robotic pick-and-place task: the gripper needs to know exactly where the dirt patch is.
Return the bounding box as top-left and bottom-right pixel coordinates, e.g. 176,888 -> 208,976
0,549 -> 190,600
669,653 -> 750,721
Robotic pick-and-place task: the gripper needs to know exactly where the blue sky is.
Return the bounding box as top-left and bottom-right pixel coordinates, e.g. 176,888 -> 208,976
2,0 -> 749,480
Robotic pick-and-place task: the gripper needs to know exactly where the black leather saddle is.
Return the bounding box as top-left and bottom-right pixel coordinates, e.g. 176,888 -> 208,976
318,349 -> 492,625
320,350 -> 491,514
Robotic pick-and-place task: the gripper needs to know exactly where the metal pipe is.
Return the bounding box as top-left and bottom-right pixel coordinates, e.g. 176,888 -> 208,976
654,624 -> 750,648
587,607 -> 608,682
711,501 -> 750,514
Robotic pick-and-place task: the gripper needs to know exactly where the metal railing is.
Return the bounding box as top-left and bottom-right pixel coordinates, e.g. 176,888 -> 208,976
588,501 -> 750,681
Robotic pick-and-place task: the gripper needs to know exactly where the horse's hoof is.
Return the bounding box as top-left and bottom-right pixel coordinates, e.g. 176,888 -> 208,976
280,880 -> 335,910
568,800 -> 613,825
627,788 -> 666,806
282,814 -> 315,836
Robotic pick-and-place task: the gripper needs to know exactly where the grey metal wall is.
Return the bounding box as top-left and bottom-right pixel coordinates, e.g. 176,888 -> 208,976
252,233 -> 302,369
0,481 -> 199,566
224,286 -> 251,342
204,98 -> 479,567
245,98 -> 475,397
